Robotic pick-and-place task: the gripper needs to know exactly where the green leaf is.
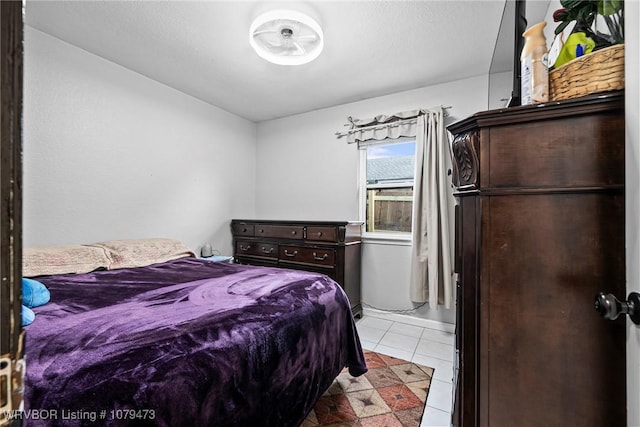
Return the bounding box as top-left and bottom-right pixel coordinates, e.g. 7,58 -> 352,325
599,0 -> 623,16
555,20 -> 570,35
561,0 -> 584,9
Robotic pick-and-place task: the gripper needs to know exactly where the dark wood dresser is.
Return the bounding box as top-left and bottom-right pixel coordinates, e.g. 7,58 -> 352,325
448,93 -> 626,427
231,219 -> 363,317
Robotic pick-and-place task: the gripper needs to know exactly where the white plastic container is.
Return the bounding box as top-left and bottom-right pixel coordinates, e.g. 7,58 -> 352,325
521,22 -> 549,105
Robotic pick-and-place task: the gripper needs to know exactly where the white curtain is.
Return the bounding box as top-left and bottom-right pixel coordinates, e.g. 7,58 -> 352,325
409,108 -> 455,308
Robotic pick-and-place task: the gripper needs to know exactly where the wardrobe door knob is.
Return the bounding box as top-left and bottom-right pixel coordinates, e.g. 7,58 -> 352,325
595,292 -> 640,325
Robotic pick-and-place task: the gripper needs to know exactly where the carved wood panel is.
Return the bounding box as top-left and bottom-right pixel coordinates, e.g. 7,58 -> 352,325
451,132 -> 479,190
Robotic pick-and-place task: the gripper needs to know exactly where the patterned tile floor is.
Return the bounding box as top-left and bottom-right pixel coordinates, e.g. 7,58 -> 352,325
355,315 -> 454,427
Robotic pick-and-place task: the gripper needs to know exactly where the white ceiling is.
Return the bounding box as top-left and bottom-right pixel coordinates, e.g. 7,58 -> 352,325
25,0 -> 512,123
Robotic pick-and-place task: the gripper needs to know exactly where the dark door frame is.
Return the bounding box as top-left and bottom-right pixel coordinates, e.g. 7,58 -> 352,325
0,0 -> 24,422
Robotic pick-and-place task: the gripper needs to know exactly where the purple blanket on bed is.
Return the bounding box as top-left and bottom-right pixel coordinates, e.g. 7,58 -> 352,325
24,258 -> 366,426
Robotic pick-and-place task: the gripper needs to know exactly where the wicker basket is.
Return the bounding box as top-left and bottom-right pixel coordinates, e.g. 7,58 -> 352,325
549,43 -> 625,101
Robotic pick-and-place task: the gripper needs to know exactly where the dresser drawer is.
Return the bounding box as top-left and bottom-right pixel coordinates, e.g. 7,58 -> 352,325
255,224 -> 304,240
235,241 -> 278,259
306,226 -> 338,242
234,256 -> 277,268
232,223 -> 255,237
279,245 -> 335,267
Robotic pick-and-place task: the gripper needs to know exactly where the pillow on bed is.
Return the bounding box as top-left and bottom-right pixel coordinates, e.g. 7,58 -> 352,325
88,238 -> 196,270
22,278 -> 50,307
23,245 -> 112,277
22,305 -> 35,326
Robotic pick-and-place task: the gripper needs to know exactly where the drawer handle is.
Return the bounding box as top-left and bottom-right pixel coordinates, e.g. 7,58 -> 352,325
261,247 -> 274,254
258,229 -> 264,233
317,232 -> 323,237
284,249 -> 298,257
312,252 -> 328,261
240,244 -> 251,251
291,230 -> 297,235
242,228 -> 247,232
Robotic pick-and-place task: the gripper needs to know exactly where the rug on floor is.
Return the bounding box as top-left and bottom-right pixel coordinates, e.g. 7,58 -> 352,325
302,350 -> 434,427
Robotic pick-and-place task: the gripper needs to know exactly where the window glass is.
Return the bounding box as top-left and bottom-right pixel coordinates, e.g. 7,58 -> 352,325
364,140 -> 416,234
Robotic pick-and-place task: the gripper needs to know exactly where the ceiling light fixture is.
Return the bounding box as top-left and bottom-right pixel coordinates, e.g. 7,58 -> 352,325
249,10 -> 324,66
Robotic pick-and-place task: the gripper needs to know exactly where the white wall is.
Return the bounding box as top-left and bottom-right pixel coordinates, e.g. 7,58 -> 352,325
625,2 -> 640,425
255,76 -> 488,325
23,27 -> 257,254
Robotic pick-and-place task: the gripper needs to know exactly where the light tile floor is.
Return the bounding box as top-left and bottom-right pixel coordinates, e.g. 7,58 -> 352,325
355,315 -> 454,427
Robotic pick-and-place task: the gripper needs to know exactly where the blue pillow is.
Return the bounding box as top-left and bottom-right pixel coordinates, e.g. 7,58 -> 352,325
22,278 -> 50,308
22,305 -> 35,326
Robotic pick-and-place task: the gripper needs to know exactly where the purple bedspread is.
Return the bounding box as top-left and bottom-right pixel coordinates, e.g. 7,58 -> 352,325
25,258 -> 367,426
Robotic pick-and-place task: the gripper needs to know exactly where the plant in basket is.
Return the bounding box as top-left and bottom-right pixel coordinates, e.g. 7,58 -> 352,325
551,0 -> 623,68
548,0 -> 625,100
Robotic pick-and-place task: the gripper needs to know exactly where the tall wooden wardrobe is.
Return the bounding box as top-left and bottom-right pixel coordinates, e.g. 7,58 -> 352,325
448,92 -> 626,426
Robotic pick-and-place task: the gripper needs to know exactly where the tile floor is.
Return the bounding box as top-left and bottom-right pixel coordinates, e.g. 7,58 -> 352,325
355,315 -> 454,427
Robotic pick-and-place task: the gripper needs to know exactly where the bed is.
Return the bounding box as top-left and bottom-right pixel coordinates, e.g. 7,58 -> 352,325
22,239 -> 367,426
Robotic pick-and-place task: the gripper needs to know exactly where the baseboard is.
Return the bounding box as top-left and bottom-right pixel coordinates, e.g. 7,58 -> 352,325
362,307 -> 456,334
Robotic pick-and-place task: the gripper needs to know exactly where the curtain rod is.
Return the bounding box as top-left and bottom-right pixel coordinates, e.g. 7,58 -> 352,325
334,106 -> 452,138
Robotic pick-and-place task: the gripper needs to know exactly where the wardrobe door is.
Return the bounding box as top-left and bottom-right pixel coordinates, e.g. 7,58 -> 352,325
480,193 -> 626,427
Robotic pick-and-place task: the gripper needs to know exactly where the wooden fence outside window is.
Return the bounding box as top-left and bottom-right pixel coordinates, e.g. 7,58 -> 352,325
366,187 -> 413,233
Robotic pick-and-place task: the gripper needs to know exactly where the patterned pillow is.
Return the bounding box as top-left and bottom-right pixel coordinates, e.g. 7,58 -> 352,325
23,245 -> 111,277
88,238 -> 196,270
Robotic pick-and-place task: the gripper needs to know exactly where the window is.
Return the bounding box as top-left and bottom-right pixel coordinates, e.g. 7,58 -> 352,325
360,138 -> 416,235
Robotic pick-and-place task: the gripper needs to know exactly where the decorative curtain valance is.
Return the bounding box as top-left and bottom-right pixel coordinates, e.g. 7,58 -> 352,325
340,109 -> 426,145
